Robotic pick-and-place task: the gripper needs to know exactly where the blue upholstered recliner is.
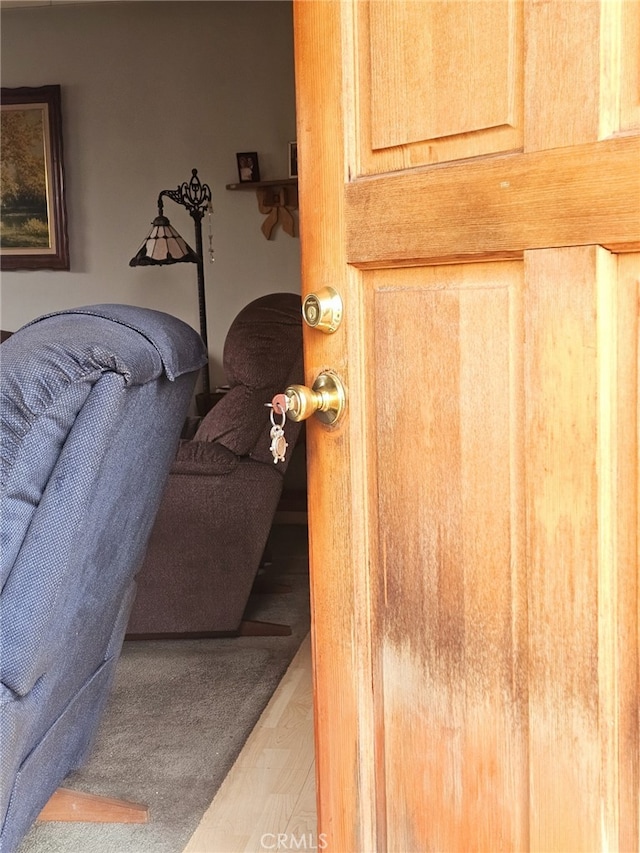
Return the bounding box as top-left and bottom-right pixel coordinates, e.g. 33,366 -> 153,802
0,304 -> 206,853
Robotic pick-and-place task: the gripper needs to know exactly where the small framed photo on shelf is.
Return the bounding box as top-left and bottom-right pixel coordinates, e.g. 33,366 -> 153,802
236,152 -> 260,183
288,141 -> 298,178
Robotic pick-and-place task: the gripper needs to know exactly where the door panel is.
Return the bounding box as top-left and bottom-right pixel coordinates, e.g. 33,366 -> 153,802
363,0 -> 523,165
357,0 -> 523,172
620,1 -> 640,128
293,0 -> 639,849
370,262 -> 527,851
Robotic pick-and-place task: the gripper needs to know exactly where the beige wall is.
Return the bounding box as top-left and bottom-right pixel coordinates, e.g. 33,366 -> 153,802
0,0 -> 300,388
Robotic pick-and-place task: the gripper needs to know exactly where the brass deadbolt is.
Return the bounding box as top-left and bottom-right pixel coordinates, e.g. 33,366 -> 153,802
284,370 -> 346,425
302,287 -> 343,333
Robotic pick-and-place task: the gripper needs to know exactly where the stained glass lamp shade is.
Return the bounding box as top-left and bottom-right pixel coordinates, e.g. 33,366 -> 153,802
129,215 -> 199,266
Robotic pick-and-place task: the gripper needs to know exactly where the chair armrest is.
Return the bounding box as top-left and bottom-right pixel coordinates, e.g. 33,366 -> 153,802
172,440 -> 238,475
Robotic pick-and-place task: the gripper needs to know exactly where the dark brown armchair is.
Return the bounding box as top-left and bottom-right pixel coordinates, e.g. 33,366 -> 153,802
126,292 -> 304,637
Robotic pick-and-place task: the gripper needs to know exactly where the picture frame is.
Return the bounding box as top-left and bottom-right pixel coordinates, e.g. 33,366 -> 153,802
235,152 -> 260,183
288,141 -> 298,179
0,85 -> 70,271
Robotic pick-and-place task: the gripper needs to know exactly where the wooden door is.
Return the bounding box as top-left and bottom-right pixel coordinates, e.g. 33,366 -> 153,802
293,1 -> 639,850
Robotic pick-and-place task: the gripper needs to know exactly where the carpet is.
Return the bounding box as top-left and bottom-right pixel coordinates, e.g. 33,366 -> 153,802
17,524 -> 310,853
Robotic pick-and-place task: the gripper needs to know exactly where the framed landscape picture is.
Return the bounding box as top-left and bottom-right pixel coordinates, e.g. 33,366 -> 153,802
0,85 -> 70,270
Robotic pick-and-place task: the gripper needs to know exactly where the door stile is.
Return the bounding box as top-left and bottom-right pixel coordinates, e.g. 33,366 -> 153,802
523,246 -> 639,849
595,247 -> 621,852
294,2 -> 379,851
603,251 -> 639,850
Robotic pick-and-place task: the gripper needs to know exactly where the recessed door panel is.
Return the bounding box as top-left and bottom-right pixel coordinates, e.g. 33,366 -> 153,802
358,0 -> 523,173
369,262 -> 527,850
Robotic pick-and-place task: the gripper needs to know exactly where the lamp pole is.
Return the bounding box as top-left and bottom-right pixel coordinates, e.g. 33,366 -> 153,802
157,169 -> 212,396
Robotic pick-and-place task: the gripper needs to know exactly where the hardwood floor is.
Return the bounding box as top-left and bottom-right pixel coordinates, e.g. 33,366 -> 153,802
182,633 -> 317,853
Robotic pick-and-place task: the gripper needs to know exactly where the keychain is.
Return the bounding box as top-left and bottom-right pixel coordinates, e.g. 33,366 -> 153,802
266,394 -> 289,463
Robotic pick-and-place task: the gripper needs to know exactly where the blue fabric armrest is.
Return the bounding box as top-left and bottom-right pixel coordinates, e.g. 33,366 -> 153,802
18,303 -> 207,381
2,306 -> 207,491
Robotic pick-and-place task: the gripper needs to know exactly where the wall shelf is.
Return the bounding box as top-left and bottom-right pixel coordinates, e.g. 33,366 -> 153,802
226,178 -> 298,239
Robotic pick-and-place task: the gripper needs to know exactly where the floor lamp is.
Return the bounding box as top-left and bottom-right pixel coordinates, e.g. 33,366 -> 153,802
129,168 -> 212,399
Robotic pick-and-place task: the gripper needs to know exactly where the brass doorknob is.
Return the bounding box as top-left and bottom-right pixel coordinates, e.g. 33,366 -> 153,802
284,370 -> 346,425
302,287 -> 343,333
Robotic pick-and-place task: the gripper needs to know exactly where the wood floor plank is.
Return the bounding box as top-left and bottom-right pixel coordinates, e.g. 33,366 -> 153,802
183,634 -> 316,853
282,763 -> 318,838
